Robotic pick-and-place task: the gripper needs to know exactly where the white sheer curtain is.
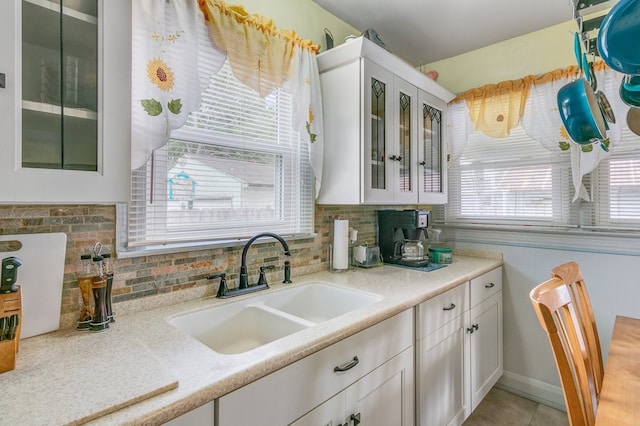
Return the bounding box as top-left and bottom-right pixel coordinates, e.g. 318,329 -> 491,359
521,66 -> 627,201
130,0 -> 324,195
131,0 -> 223,170
448,65 -> 629,202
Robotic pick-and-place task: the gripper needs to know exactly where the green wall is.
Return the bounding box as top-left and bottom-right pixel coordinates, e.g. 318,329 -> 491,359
236,0 -> 359,53
419,9 -> 611,94
238,1 -> 611,95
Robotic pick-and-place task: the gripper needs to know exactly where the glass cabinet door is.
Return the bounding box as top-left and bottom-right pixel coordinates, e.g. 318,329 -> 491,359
21,0 -> 98,171
370,76 -> 387,191
418,90 -> 447,204
363,60 -> 393,203
393,77 -> 417,203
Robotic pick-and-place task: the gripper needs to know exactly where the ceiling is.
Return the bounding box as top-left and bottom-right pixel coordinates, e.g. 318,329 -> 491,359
313,0 -> 614,66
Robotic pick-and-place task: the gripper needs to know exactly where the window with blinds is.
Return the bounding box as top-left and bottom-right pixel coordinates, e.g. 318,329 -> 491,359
443,124 -> 640,230
126,61 -> 314,247
595,127 -> 640,226
445,126 -> 576,226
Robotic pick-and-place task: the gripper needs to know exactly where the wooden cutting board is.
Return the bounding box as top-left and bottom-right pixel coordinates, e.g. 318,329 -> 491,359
0,233 -> 67,338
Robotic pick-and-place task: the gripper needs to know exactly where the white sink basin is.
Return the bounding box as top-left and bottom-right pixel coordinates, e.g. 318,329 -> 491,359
168,283 -> 381,355
261,283 -> 382,323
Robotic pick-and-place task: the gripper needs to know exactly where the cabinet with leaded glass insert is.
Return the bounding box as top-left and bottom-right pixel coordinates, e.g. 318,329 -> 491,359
316,36 -> 454,205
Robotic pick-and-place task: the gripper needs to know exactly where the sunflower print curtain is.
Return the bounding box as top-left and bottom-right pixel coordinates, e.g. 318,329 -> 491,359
131,0 -> 222,170
131,0 -> 324,197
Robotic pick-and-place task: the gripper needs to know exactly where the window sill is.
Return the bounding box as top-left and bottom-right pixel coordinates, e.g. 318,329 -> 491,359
437,223 -> 640,256
116,233 -> 317,259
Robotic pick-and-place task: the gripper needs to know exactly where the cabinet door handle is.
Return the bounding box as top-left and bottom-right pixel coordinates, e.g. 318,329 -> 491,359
467,324 -> 479,333
389,155 -> 402,161
419,161 -> 426,166
350,412 -> 361,426
334,356 -> 359,372
443,303 -> 456,311
485,282 -> 495,289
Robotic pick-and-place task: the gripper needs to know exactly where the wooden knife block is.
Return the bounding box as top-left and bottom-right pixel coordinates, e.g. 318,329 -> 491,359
0,286 -> 22,374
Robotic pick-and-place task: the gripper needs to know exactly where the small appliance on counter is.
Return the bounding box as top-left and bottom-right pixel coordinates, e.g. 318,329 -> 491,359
352,245 -> 382,268
377,210 -> 430,267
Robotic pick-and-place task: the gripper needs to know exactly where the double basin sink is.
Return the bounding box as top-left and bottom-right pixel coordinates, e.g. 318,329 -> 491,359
168,283 -> 382,355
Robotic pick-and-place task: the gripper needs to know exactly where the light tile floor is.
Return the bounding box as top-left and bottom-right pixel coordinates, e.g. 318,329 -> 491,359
463,387 -> 569,426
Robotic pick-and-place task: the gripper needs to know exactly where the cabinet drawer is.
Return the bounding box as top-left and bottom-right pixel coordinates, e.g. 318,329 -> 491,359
416,283 -> 469,340
216,309 -> 413,426
470,267 -> 502,308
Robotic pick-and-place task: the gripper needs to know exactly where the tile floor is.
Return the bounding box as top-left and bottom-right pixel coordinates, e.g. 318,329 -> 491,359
463,387 -> 569,426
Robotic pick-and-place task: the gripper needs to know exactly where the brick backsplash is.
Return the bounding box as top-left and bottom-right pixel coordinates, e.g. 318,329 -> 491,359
0,203 -> 423,329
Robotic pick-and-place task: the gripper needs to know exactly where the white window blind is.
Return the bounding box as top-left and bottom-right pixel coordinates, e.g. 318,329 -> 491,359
445,126 -> 576,226
595,127 -> 640,227
127,61 -> 314,247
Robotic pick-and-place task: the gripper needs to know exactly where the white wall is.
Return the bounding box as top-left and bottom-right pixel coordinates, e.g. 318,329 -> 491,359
447,230 -> 640,409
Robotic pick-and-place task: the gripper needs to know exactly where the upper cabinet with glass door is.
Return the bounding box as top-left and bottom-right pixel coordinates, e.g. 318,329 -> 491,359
316,37 -> 454,205
0,0 -> 130,203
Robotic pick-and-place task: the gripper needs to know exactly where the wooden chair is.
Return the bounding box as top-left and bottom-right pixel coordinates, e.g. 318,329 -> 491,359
530,278 -> 599,426
550,261 -> 604,397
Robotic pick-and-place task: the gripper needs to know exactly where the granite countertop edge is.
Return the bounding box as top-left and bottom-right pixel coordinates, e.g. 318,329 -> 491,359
7,253 -> 503,425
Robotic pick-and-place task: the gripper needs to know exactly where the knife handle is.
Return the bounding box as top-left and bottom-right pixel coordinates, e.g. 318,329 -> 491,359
0,317 -> 6,341
8,315 -> 18,340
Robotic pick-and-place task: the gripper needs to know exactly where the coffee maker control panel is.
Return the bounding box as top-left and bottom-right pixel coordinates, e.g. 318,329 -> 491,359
417,212 -> 428,228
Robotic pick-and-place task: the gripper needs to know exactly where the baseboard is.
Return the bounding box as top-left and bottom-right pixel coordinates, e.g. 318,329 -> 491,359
495,371 -> 566,412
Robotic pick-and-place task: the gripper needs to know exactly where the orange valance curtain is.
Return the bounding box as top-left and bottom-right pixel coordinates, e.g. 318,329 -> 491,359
197,0 -> 319,96
451,62 -> 607,138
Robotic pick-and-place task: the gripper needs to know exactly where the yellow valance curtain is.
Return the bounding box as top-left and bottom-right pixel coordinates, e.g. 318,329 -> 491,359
198,0 -> 319,97
451,63 -> 607,138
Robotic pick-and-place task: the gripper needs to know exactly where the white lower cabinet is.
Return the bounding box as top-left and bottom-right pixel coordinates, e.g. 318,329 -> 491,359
416,267 -> 503,426
215,309 -> 414,426
468,268 -> 504,412
292,348 -> 414,426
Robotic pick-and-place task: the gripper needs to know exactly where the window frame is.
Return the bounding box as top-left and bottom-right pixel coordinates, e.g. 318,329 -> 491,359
118,61 -> 315,255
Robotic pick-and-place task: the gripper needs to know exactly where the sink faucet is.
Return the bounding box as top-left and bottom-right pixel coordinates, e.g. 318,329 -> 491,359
239,232 -> 291,289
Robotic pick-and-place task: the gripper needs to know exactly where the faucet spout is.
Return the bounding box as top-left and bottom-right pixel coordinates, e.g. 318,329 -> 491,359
239,233 -> 291,289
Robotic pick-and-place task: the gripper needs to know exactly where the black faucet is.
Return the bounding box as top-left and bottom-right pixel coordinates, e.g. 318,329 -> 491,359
239,232 -> 291,289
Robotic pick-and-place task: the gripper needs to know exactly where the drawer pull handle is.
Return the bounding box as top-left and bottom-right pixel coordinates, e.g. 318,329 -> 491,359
485,282 -> 495,289
334,356 -> 359,372
443,303 -> 456,311
467,324 -> 479,333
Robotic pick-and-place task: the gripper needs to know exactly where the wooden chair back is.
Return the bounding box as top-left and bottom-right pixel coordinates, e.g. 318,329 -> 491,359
530,278 -> 599,426
551,261 -> 604,397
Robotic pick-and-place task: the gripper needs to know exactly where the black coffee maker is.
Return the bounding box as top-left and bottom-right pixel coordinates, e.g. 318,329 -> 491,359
377,210 -> 430,267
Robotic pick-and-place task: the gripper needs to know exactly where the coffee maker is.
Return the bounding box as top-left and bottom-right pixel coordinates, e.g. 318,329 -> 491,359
377,210 -> 430,267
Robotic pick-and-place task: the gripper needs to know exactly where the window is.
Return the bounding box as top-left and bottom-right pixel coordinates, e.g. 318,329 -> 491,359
443,125 -> 640,230
125,61 -> 314,248
595,127 -> 640,226
445,126 -> 575,226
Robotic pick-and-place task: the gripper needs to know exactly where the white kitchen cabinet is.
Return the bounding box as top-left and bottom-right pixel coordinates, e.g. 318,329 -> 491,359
0,0 -> 130,203
292,348 -> 414,426
415,266 -> 503,425
416,283 -> 470,426
215,309 -> 414,426
467,267 -> 503,413
316,36 -> 454,205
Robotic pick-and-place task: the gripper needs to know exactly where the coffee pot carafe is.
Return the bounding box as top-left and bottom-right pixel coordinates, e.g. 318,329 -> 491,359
393,240 -> 424,261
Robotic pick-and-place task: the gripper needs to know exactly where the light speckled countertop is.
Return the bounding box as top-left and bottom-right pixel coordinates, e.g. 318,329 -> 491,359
0,253 -> 501,425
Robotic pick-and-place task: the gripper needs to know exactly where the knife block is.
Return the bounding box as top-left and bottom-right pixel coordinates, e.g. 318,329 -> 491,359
0,286 -> 22,374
